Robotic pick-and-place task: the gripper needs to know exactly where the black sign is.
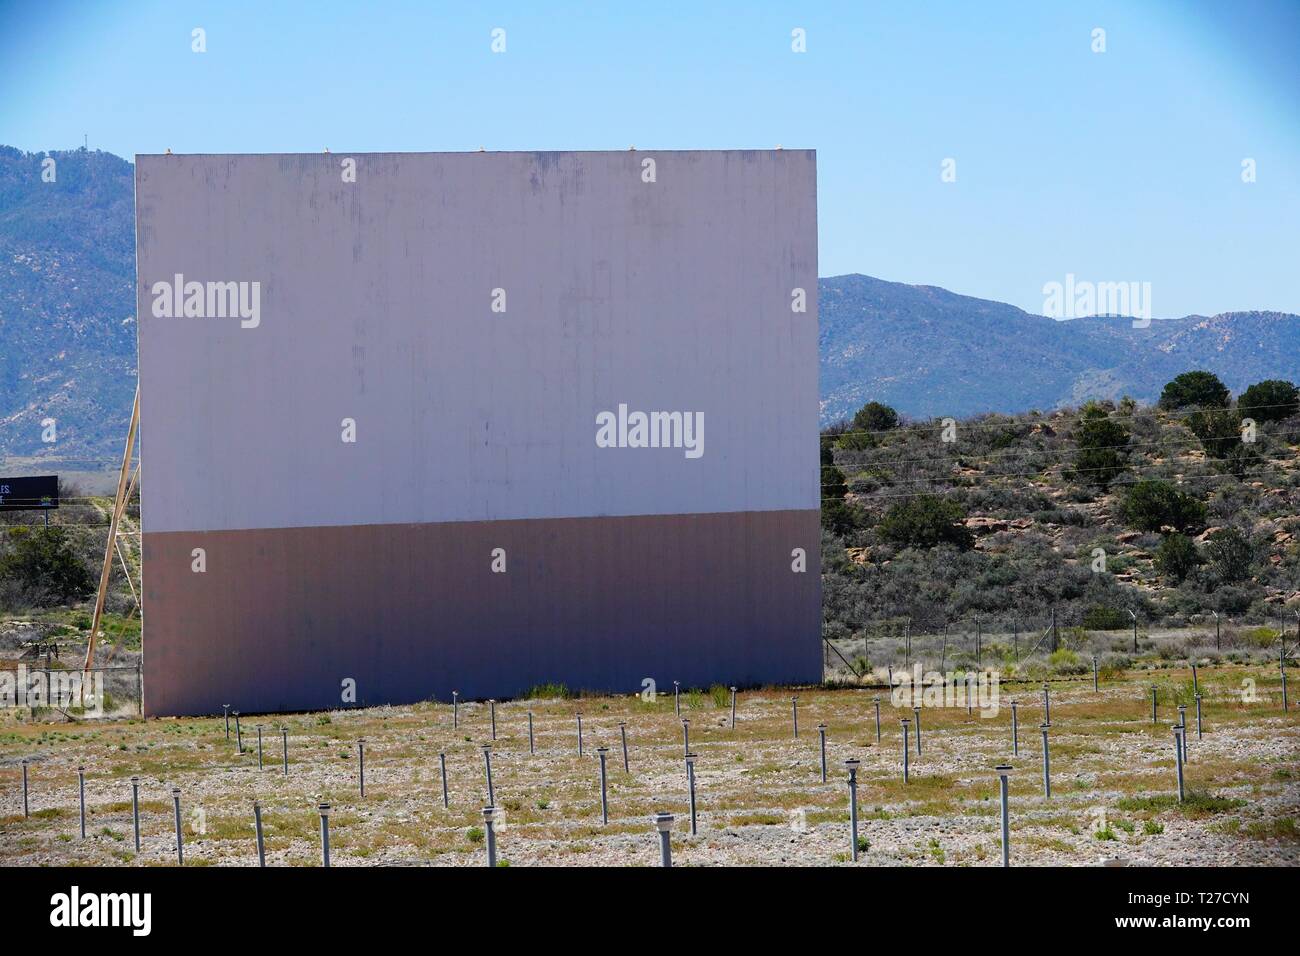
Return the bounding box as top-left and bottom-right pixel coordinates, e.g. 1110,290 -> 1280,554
0,475 -> 59,511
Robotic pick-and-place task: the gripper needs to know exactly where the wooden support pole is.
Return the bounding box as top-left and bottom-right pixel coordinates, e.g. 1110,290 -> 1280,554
84,387 -> 139,675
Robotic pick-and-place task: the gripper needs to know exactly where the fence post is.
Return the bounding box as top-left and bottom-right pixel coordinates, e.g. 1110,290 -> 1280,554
900,718 -> 910,783
171,787 -> 184,865
483,806 -> 498,867
1011,699 -> 1019,756
685,753 -> 698,835
597,746 -> 610,825
1040,724 -> 1051,798
996,764 -> 1013,867
846,758 -> 861,861
654,812 -> 674,867
130,776 -> 141,852
253,800 -> 266,867
318,803 -> 331,867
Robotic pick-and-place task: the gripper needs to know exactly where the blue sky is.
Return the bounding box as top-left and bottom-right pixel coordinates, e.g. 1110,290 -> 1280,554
2,0 -> 1297,317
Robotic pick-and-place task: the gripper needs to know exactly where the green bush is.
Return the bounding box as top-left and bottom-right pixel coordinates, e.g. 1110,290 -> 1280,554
1154,533 -> 1202,584
1158,371 -> 1230,410
0,527 -> 93,604
1081,606 -> 1130,630
1071,407 -> 1129,489
1202,528 -> 1255,584
878,495 -> 974,550
1120,480 -> 1207,533
1184,408 -> 1243,459
1238,379 -> 1299,422
851,401 -> 900,433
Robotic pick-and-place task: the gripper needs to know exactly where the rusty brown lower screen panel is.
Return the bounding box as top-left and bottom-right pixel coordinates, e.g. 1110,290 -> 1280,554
141,510 -> 821,715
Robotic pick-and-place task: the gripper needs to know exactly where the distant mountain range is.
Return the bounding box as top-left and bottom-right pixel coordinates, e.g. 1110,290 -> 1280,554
820,275 -> 1300,425
2,145 -> 1298,470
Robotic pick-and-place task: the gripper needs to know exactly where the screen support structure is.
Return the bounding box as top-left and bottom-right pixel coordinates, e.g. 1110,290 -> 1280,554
83,386 -> 140,689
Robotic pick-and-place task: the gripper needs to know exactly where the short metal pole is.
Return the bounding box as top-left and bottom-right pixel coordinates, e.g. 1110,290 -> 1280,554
1195,693 -> 1203,739
528,710 -> 535,753
131,776 -> 140,852
1151,685 -> 1158,724
482,744 -> 494,806
791,696 -> 799,738
996,764 -> 1012,867
730,686 -> 737,729
846,759 -> 861,861
1191,664 -> 1198,696
900,719 -> 910,783
171,787 -> 184,865
358,738 -> 366,797
913,707 -> 922,756
78,765 -> 86,838
234,711 -> 243,753
21,759 -> 29,817
576,713 -> 583,756
967,672 -> 974,716
1042,683 -> 1050,726
452,690 -> 459,729
483,806 -> 498,867
439,752 -> 449,808
1040,724 -> 1051,798
1011,699 -> 1019,756
619,721 -> 629,772
654,812 -> 674,867
597,746 -> 610,825
681,718 -> 690,757
253,800 -> 265,867
873,696 -> 881,743
489,699 -> 497,741
1092,655 -> 1099,693
674,681 -> 681,716
223,704 -> 230,739
319,803 -> 331,866
256,725 -> 263,770
282,727 -> 288,775
818,723 -> 828,781
1173,728 -> 1185,802
685,753 -> 698,835
1177,705 -> 1187,762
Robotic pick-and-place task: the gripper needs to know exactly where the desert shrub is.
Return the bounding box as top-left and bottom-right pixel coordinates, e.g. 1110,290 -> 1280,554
1202,528 -> 1255,584
1081,605 -> 1130,630
877,496 -> 974,551
1158,371 -> 1230,410
1238,379 -> 1299,422
0,527 -> 93,605
1120,480 -> 1207,533
1071,406 -> 1129,489
1184,408 -> 1243,459
852,401 -> 900,433
1154,533 -> 1202,584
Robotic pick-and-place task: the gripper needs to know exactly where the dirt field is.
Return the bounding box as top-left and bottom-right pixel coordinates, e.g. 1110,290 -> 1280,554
1,663 -> 1297,867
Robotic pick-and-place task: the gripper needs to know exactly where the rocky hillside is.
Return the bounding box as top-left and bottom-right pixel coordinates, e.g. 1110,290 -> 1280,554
820,274 -> 1300,424
0,146 -> 136,468
821,389 -> 1300,643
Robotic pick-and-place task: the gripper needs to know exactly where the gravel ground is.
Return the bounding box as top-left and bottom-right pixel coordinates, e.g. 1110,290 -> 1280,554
1,663 -> 1296,867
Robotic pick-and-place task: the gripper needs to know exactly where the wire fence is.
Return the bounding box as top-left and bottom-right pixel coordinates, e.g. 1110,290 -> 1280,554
822,611 -> 1300,678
